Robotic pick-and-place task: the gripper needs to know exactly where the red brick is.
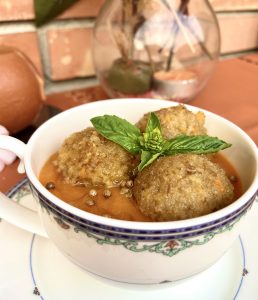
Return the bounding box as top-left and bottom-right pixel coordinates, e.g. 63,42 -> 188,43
0,0 -> 34,21
210,0 -> 258,11
218,14 -> 258,54
0,31 -> 43,74
58,0 -> 105,19
46,27 -> 94,80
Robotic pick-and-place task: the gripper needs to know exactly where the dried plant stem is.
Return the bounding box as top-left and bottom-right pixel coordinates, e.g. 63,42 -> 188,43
166,27 -> 179,71
162,0 -> 195,70
169,3 -> 195,53
108,14 -> 124,57
125,0 -> 134,59
145,45 -> 155,71
186,25 -> 213,60
119,0 -> 131,59
122,0 -> 126,29
122,0 -> 146,60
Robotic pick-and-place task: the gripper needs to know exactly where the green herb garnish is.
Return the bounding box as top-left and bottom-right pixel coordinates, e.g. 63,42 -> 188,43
91,113 -> 231,172
34,0 -> 78,27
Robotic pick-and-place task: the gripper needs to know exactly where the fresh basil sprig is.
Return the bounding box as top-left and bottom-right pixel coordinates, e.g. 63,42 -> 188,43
91,113 -> 231,172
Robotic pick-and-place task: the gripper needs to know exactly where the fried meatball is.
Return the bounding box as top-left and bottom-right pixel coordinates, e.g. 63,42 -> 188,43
56,128 -> 136,187
133,154 -> 234,221
136,105 -> 206,139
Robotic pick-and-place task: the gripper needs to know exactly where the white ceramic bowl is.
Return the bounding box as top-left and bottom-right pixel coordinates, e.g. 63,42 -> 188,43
0,99 -> 257,284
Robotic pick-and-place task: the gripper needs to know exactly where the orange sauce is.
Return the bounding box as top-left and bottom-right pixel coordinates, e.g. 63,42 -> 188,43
39,153 -> 242,222
39,154 -> 151,222
211,154 -> 242,199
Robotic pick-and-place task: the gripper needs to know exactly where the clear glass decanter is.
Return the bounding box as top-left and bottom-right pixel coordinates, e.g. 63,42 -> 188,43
93,0 -> 220,102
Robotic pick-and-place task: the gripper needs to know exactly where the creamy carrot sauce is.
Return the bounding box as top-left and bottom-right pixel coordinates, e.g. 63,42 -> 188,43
39,153 -> 151,222
211,154 -> 242,199
39,153 -> 242,222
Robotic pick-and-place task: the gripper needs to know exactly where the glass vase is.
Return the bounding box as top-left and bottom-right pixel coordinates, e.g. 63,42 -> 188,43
93,0 -> 220,102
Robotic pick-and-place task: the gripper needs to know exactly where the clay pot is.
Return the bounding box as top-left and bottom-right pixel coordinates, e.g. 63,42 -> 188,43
0,46 -> 45,134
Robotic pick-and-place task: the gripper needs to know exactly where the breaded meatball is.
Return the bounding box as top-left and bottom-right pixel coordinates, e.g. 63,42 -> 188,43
56,128 -> 136,187
136,105 -> 206,139
133,154 -> 234,221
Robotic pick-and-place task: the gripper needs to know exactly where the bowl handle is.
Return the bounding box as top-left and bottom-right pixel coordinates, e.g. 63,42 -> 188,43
0,135 -> 47,238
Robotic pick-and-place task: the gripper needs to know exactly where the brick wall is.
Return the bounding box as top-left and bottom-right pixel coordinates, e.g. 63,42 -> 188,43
0,0 -> 257,94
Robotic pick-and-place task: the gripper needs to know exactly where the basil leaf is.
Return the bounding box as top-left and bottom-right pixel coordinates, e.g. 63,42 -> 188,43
138,151 -> 161,171
163,135 -> 232,155
34,0 -> 78,27
91,115 -> 141,155
145,112 -> 162,133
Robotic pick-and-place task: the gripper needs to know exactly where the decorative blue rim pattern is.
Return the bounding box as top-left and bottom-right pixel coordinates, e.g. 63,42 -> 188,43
28,179 -> 257,241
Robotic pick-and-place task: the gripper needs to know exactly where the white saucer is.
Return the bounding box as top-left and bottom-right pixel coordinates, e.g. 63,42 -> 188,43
1,179 -> 258,300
